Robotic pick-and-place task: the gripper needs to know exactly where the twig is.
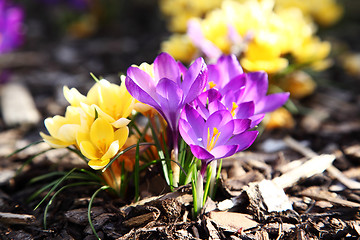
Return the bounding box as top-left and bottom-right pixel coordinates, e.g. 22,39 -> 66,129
284,136 -> 360,190
272,154 -> 335,189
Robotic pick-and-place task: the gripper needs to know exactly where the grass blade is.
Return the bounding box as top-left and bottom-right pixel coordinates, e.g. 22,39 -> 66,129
7,140 -> 44,158
43,182 -> 101,229
134,140 -> 140,202
102,142 -> 154,172
34,168 -> 76,210
16,148 -> 53,175
88,186 -> 111,239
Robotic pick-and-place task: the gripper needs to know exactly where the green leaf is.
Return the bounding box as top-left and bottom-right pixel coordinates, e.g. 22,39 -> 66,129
88,186 -> 111,240
102,142 -> 154,172
134,140 -> 140,202
90,72 -> 100,83
16,148 -> 53,175
7,140 -> 44,158
29,171 -> 67,184
43,182 -> 101,229
34,168 -> 77,210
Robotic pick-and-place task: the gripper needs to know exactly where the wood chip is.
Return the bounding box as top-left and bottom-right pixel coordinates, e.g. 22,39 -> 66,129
123,207 -> 160,228
299,187 -> 360,208
209,211 -> 258,231
0,212 -> 36,225
257,180 -> 293,212
284,136 -> 360,190
272,154 -> 335,189
1,82 -> 41,127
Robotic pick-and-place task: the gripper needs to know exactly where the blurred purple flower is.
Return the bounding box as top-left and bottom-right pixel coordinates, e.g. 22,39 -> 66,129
125,52 -> 208,156
179,93 -> 258,176
207,55 -> 290,126
0,0 -> 24,54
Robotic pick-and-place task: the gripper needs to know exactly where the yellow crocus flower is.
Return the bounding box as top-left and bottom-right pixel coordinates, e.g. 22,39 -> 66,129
76,117 -> 129,170
241,33 -> 288,73
64,79 -> 134,128
292,37 -> 331,69
40,106 -> 88,148
161,34 -> 197,64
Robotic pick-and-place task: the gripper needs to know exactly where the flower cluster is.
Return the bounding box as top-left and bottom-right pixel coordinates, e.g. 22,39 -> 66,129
162,0 -> 332,74
40,79 -> 135,170
159,0 -> 343,33
41,52 -> 289,213
0,0 -> 24,54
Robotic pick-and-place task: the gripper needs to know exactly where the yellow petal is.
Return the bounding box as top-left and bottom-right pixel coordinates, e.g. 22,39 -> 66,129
111,118 -> 131,128
92,105 -> 115,123
56,124 -> 81,144
114,127 -> 129,149
63,86 -> 87,107
79,141 -> 101,160
44,116 -> 66,138
40,132 -> 70,148
88,159 -> 110,170
101,140 -> 120,160
90,118 -> 114,150
76,130 -> 90,147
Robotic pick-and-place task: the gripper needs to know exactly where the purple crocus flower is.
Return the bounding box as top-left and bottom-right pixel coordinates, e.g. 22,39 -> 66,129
125,52 -> 208,159
0,0 -> 24,54
179,90 -> 258,176
207,54 -> 290,126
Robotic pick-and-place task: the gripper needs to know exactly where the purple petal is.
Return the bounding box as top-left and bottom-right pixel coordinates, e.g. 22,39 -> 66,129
242,71 -> 268,103
207,100 -> 227,116
189,145 -> 214,160
154,52 -> 180,83
249,114 -> 264,128
234,101 -> 255,119
156,78 -> 184,131
216,54 -> 244,81
127,66 -> 156,94
226,131 -> 258,152
187,20 -> 222,60
182,57 -> 208,104
220,75 -> 246,96
179,119 -> 197,145
178,62 -> 187,79
196,89 -> 222,106
179,104 -> 205,145
215,120 -> 235,147
125,76 -> 160,109
210,145 -> 238,159
207,64 -> 221,88
202,110 -> 233,145
255,92 -> 290,114
233,119 -> 251,134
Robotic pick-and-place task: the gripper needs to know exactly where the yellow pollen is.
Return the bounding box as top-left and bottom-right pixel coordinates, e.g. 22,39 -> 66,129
231,102 -> 238,116
209,81 -> 216,89
97,138 -> 107,153
207,127 -> 221,151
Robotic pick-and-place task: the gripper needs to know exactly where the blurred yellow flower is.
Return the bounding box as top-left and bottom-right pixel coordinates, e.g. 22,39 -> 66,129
161,34 -> 197,64
265,107 -> 295,129
161,0 -> 333,75
282,71 -> 317,99
76,117 -> 129,170
274,0 -> 343,27
159,0 -> 343,33
241,32 -> 288,73
292,37 -> 332,70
